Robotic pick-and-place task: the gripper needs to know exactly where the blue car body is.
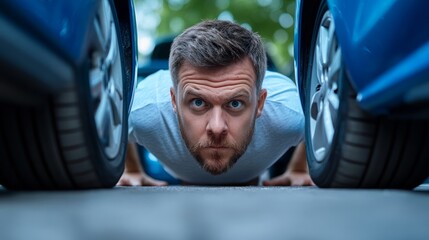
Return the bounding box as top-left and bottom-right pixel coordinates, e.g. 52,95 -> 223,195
295,0 -> 429,114
2,1 -> 98,62
0,0 -> 137,109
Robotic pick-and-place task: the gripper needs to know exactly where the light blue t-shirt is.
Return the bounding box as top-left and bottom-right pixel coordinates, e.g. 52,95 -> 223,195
129,70 -> 304,184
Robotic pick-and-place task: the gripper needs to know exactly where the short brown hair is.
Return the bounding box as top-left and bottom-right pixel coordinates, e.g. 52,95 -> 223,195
169,20 -> 267,93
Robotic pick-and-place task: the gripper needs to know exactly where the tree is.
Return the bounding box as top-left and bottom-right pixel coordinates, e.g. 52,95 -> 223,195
135,0 -> 296,77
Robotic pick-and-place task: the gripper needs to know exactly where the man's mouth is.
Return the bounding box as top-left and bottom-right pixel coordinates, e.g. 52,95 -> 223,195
205,146 -> 230,151
206,145 -> 229,150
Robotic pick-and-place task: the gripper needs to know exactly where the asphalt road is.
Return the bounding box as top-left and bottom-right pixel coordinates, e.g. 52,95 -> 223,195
1,185 -> 429,240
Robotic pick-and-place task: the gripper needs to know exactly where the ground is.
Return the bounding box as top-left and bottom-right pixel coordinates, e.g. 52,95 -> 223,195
1,185 -> 429,240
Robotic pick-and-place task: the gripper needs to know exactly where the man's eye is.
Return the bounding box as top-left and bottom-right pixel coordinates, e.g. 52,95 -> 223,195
191,98 -> 206,108
228,100 -> 243,109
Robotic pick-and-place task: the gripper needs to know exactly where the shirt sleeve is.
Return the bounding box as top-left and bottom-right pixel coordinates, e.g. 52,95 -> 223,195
128,70 -> 172,145
261,71 -> 305,147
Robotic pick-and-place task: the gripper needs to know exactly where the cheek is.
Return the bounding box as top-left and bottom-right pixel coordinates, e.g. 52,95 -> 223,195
179,111 -> 206,140
228,113 -> 255,138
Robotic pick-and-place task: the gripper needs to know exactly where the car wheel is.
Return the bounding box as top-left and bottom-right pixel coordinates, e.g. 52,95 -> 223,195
0,0 -> 126,190
304,1 -> 429,189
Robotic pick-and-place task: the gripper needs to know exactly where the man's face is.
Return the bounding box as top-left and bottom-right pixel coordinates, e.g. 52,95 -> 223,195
170,58 -> 267,175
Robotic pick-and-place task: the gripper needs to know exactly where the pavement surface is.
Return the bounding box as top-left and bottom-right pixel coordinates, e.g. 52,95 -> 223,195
1,185 -> 429,240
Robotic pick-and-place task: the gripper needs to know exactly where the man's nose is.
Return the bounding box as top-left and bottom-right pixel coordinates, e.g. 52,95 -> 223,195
206,107 -> 227,137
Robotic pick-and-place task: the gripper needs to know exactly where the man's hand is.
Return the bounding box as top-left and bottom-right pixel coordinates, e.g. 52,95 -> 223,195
117,142 -> 168,186
263,170 -> 314,186
117,172 -> 168,186
263,142 -> 315,186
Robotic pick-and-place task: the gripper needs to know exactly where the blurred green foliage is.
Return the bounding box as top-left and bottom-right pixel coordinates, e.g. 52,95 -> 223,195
134,0 -> 296,76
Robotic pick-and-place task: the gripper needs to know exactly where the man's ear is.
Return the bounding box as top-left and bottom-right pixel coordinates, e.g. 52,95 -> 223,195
170,87 -> 177,113
256,88 -> 267,118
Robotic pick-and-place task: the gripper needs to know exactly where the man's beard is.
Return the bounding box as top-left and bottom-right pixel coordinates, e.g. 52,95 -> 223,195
178,118 -> 255,175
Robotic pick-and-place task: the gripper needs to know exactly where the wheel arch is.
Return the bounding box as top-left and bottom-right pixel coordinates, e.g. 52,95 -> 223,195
113,0 -> 138,113
294,0 -> 323,109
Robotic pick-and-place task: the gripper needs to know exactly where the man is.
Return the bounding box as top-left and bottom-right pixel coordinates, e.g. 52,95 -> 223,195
119,20 -> 313,186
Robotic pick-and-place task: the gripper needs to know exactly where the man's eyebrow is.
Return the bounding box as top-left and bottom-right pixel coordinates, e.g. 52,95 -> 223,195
183,88 -> 252,100
228,90 -> 251,100
183,89 -> 202,98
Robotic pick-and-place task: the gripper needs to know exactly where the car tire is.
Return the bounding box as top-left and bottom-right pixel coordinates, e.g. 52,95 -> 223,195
0,0 -> 126,190
304,0 -> 429,189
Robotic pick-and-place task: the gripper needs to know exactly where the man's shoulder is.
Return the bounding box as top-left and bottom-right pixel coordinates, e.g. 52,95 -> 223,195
129,70 -> 175,141
133,70 -> 172,108
257,71 -> 304,144
137,70 -> 172,91
263,71 -> 296,91
262,71 -> 299,105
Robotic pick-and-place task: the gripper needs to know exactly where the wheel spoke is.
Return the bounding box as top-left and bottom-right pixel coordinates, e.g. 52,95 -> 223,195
312,112 -> 324,148
107,79 -> 122,126
112,56 -> 123,99
98,0 -> 110,39
92,18 -> 106,51
312,106 -> 330,160
318,24 -> 329,66
327,90 -> 339,111
313,101 -> 329,143
96,83 -> 122,154
105,23 -> 117,67
89,67 -> 104,97
95,90 -> 111,144
326,17 -> 336,66
328,48 -> 341,84
315,44 -> 324,83
322,98 -> 335,142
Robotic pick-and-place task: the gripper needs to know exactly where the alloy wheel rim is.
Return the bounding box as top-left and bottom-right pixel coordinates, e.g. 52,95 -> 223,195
309,10 -> 341,162
90,0 -> 123,159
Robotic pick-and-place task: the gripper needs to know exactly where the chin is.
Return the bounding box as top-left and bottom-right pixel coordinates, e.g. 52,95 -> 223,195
198,151 -> 238,175
203,161 -> 230,175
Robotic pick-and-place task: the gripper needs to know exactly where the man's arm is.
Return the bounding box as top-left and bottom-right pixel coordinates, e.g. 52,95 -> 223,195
116,142 -> 168,186
263,142 -> 315,186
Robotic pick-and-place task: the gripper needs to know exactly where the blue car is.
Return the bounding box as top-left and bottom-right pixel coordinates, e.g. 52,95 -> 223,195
295,0 -> 429,189
0,0 -> 138,189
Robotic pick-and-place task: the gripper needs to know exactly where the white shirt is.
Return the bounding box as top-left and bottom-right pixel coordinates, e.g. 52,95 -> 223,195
129,70 -> 304,184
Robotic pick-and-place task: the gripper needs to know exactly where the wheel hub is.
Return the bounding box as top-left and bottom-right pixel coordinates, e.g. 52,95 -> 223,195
90,0 -> 123,159
309,10 -> 341,162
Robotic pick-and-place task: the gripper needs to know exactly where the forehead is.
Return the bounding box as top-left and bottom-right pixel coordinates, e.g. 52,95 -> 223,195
177,58 -> 257,94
